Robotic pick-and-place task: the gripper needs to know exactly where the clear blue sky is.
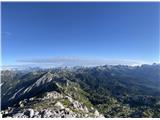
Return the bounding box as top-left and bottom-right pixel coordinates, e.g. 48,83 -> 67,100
1,2 -> 160,66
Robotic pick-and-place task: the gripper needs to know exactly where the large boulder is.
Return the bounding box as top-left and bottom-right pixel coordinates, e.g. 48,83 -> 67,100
43,91 -> 63,100
94,110 -> 100,116
54,102 -> 65,109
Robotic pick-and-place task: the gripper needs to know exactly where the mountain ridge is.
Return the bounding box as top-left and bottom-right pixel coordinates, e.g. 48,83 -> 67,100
1,64 -> 160,117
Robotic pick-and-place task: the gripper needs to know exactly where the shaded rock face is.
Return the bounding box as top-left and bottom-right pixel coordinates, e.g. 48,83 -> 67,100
2,72 -> 55,109
24,109 -> 34,118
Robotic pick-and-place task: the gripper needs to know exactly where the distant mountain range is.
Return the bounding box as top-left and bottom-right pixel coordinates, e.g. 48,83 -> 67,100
1,64 -> 160,118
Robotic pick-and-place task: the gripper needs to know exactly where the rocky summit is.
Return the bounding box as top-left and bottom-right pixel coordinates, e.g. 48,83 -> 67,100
2,91 -> 103,118
1,64 -> 160,118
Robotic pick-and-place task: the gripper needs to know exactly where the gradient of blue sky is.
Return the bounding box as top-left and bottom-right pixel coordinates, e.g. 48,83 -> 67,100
1,2 -> 160,66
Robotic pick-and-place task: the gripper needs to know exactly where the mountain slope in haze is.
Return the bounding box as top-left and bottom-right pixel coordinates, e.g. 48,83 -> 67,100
1,64 -> 160,118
